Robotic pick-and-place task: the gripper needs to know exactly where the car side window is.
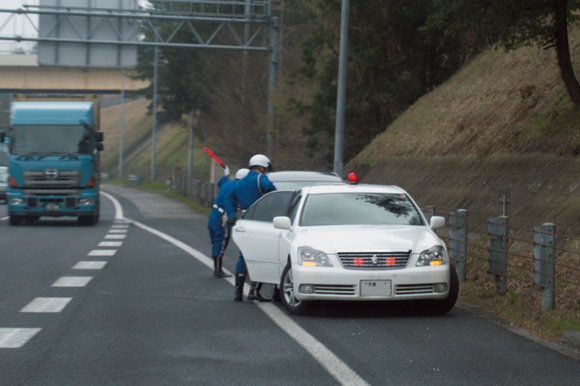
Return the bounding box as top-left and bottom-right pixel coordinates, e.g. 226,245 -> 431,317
288,193 -> 302,223
251,191 -> 295,222
241,204 -> 257,220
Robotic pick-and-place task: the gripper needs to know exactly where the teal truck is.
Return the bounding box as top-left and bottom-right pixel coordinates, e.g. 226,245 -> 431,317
0,94 -> 104,225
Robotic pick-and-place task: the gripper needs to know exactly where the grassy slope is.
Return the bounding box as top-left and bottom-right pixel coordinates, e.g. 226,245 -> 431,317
349,29 -> 580,168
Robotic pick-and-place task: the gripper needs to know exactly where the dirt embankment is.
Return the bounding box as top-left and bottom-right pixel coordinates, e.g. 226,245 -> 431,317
361,153 -> 580,238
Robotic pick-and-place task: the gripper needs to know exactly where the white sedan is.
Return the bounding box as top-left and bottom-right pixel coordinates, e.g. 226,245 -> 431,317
232,184 -> 458,315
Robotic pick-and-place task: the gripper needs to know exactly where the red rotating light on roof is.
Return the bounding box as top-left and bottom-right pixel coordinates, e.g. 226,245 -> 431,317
347,173 -> 357,184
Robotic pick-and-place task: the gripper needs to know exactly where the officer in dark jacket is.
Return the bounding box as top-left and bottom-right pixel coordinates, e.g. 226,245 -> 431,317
224,154 -> 276,301
207,167 -> 249,277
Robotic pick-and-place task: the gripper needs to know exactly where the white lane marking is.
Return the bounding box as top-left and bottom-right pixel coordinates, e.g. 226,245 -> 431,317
52,276 -> 93,287
102,193 -> 370,386
73,261 -> 107,270
111,225 -> 129,229
101,191 -> 124,219
0,328 -> 42,348
88,249 -> 117,256
99,241 -> 123,247
20,297 -> 72,313
105,234 -> 126,239
0,216 -> 8,221
108,229 -> 127,233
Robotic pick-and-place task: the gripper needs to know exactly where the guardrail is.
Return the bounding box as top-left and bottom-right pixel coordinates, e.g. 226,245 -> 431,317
171,173 -> 215,207
422,207 -> 580,312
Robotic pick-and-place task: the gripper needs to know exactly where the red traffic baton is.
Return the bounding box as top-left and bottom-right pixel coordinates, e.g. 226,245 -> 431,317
203,147 -> 226,169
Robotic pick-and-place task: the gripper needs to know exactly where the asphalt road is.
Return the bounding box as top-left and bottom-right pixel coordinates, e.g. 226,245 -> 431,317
0,185 -> 579,385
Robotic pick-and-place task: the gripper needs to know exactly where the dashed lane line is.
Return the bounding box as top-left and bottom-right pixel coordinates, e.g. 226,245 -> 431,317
88,250 -> 117,256
73,261 -> 108,270
111,225 -> 129,228
101,191 -> 370,386
108,229 -> 127,233
51,277 -> 93,287
105,234 -> 126,239
99,241 -> 123,247
0,328 -> 42,348
20,298 -> 73,313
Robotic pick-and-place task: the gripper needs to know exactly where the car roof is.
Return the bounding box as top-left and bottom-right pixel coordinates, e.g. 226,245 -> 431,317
267,171 -> 343,182
304,184 -> 408,195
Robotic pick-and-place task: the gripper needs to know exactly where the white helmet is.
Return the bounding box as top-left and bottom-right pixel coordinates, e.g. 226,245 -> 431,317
249,154 -> 272,169
235,168 -> 250,180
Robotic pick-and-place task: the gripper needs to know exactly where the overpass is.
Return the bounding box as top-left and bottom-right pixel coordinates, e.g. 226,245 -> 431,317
0,54 -> 148,94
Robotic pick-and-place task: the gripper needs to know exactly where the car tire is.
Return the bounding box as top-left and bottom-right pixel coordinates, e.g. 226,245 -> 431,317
9,215 -> 22,226
421,264 -> 459,315
280,263 -> 309,315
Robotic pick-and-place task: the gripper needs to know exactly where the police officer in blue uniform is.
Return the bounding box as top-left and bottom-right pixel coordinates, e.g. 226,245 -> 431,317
207,167 -> 249,277
224,154 -> 276,302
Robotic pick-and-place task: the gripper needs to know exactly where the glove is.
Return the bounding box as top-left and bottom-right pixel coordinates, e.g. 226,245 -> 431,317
224,166 -> 230,177
227,217 -> 237,226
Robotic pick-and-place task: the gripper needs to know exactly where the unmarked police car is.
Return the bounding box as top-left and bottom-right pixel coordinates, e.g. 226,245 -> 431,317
232,181 -> 458,315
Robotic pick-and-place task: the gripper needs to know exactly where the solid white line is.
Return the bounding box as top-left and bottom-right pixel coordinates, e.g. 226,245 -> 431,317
100,191 -> 124,220
0,328 -> 42,348
20,297 -> 72,313
108,229 -> 127,233
102,191 -> 369,386
73,261 -> 107,270
99,241 -> 123,247
105,234 -> 126,239
88,250 -> 117,256
52,276 -> 93,287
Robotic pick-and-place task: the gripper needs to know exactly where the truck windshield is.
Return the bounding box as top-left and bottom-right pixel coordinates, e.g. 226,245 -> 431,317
11,125 -> 92,156
0,143 -> 8,165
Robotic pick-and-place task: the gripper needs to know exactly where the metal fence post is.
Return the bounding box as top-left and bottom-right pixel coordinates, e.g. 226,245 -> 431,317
533,223 -> 556,311
488,216 -> 509,296
421,206 -> 435,224
450,209 -> 468,281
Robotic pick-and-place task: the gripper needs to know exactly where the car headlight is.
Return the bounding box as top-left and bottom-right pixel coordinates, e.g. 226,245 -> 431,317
416,245 -> 447,266
298,246 -> 333,267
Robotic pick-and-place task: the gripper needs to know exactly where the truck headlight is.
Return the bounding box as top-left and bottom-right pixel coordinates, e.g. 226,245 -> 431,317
79,198 -> 94,205
416,245 -> 447,266
10,197 -> 24,205
298,247 -> 333,267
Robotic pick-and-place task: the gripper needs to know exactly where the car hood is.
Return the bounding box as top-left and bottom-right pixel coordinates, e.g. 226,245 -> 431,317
297,224 -> 441,254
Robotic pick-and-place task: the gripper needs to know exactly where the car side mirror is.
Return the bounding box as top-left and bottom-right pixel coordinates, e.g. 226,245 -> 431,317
273,216 -> 292,230
430,216 -> 445,230
94,131 -> 104,142
95,143 -> 104,151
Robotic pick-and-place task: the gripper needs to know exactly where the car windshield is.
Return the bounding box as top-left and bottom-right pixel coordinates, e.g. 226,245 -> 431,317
273,181 -> 341,190
300,192 -> 424,226
11,125 -> 92,156
0,143 -> 8,165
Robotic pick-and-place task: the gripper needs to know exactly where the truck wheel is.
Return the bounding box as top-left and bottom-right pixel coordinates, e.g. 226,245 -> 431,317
78,215 -> 97,226
9,215 -> 22,226
24,216 -> 39,224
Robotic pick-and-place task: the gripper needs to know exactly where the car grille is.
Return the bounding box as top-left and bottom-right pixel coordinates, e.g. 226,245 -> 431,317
314,285 -> 356,296
22,170 -> 80,188
337,251 -> 411,269
395,284 -> 434,295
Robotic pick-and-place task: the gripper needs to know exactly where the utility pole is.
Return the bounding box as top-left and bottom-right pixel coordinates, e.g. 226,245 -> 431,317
151,44 -> 158,180
266,17 -> 278,155
188,109 -> 194,182
118,69 -> 124,178
333,0 -> 350,176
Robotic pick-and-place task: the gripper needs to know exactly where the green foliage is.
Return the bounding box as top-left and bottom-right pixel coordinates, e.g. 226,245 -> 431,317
293,0 -> 467,167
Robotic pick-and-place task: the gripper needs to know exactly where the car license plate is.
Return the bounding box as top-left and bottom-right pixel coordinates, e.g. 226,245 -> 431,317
44,202 -> 60,211
360,280 -> 392,297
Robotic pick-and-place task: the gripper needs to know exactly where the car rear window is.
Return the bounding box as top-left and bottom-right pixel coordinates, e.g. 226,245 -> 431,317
300,193 -> 424,226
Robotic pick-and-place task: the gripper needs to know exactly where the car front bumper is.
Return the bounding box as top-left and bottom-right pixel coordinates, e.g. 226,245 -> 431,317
292,263 -> 450,301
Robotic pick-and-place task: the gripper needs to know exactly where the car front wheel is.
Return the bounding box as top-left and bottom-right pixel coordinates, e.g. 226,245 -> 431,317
280,263 -> 309,315
420,264 -> 459,315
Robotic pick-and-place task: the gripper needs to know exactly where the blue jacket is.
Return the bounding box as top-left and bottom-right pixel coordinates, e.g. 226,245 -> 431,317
213,179 -> 235,208
217,175 -> 229,189
224,171 -> 276,218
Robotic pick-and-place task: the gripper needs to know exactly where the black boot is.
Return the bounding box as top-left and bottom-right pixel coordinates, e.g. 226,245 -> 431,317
215,255 -> 232,278
247,282 -> 271,302
212,256 -> 219,277
234,273 -> 245,302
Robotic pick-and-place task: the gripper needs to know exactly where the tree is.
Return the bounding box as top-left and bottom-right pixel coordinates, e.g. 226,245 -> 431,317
426,0 -> 580,105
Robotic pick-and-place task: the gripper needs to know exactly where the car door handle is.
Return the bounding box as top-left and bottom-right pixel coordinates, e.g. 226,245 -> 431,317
235,227 -> 245,232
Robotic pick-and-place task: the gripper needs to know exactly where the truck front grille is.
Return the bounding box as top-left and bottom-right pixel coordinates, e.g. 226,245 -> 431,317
23,170 -> 80,188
